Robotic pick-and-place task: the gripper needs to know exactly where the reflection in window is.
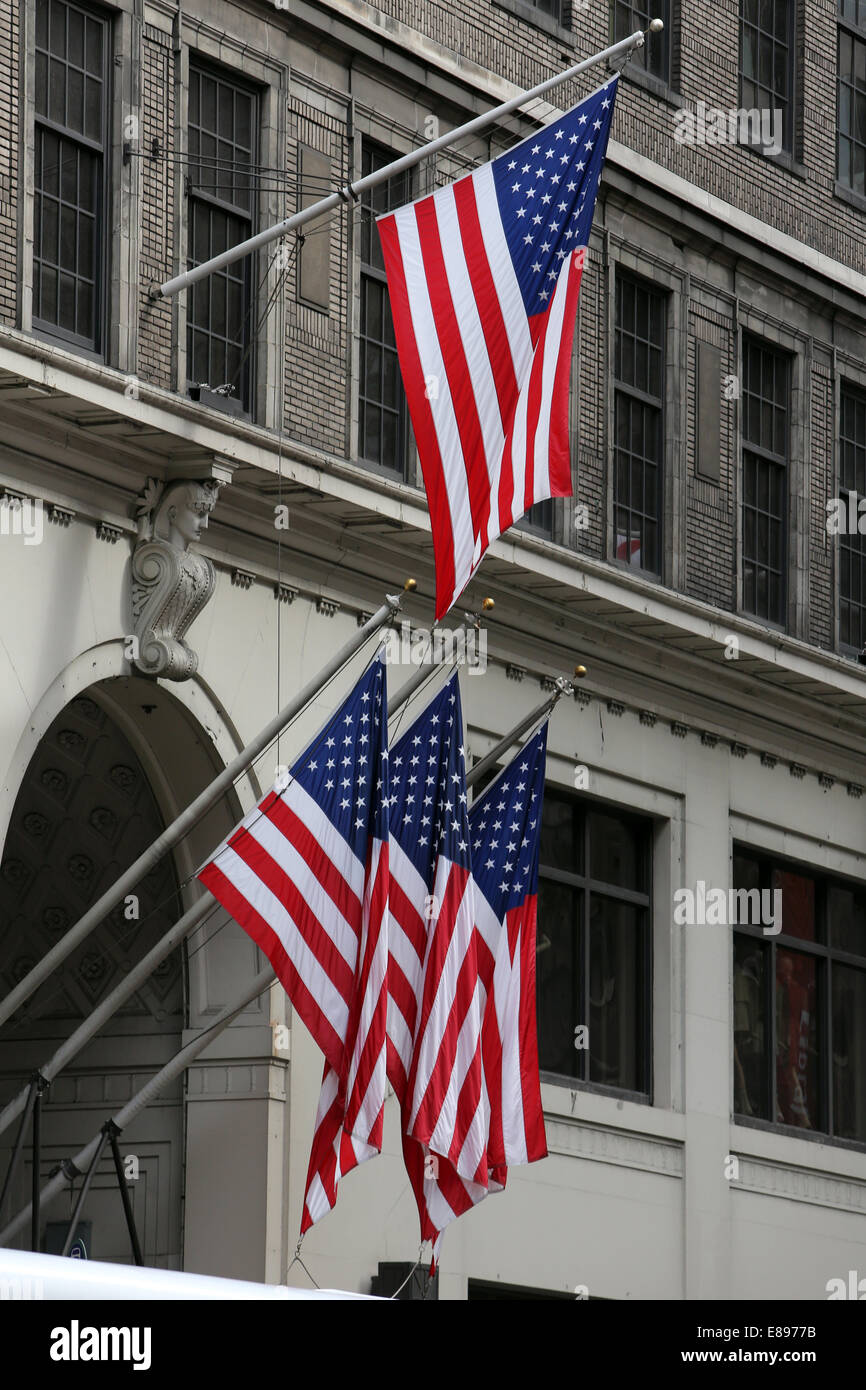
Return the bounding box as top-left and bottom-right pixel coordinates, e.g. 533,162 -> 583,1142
733,849 -> 866,1143
536,791 -> 651,1094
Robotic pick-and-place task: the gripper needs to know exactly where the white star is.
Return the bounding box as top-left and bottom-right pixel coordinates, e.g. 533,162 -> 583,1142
531,144 -> 540,154
523,233 -> 533,244
507,160 -> 517,170
516,207 -> 526,218
512,182 -> 520,193
554,129 -> 564,140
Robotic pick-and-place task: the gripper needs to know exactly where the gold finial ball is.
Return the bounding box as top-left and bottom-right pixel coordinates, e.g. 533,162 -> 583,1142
404,577 -> 417,592
574,664 -> 587,679
482,597 -> 495,611
649,16 -> 664,31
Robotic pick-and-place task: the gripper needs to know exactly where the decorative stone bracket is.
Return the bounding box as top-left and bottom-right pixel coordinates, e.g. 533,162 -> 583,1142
129,474 -> 224,681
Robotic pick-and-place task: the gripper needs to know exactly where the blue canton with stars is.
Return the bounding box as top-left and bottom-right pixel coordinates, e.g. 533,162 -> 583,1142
286,652 -> 390,862
468,723 -> 548,914
389,672 -> 472,881
491,77 -> 618,318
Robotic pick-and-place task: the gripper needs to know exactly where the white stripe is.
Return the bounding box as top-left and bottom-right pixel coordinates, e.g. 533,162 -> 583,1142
238,799 -> 362,972
435,185 -> 504,485
531,254 -> 573,501
392,203 -> 476,594
212,844 -> 350,1041
496,936 -> 529,1165
470,162 -> 533,376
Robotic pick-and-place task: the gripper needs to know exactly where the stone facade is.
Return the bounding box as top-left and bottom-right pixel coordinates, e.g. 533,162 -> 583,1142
0,0 -> 865,1301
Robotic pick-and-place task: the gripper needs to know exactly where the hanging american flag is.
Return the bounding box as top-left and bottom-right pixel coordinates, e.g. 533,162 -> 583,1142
470,723 -> 549,1169
386,673 -> 489,1253
377,77 -> 618,620
197,655 -> 390,1230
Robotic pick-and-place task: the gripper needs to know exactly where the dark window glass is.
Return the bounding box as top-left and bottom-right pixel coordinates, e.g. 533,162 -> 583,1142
186,64 -> 256,413
359,143 -> 409,477
613,274 -> 665,575
33,0 -> 106,351
739,0 -> 794,153
839,388 -> 866,650
741,338 -> 789,625
536,791 -> 651,1095
838,5 -> 866,195
733,850 -> 866,1145
612,0 -> 671,83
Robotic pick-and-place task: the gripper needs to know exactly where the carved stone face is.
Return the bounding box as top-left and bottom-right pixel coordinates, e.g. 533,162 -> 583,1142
168,497 -> 208,549
154,481 -> 219,551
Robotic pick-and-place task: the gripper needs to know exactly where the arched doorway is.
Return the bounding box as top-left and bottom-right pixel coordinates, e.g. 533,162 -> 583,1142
0,689 -> 186,1266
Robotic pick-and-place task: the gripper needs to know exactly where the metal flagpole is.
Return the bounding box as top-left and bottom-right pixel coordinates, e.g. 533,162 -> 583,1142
0,600 -> 492,1148
465,668 -> 584,788
389,598 -> 495,719
0,966 -> 275,1246
0,894 -> 214,1143
152,24 -> 662,301
0,592 -> 404,1032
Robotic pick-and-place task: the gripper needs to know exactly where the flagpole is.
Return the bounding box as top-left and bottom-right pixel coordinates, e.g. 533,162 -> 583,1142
0,966 -> 276,1247
389,598 -> 495,718
0,893 -> 215,1143
0,591 -> 405,1032
466,668 -> 583,787
152,23 -> 662,301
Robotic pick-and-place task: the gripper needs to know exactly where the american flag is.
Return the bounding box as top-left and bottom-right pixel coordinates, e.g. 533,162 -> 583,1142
470,724 -> 549,1169
197,655 -> 390,1231
386,674 -> 489,1252
377,77 -> 619,620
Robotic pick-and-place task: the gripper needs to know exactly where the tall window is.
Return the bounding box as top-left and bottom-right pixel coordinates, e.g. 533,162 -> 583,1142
838,1 -> 866,196
839,387 -> 866,651
358,143 -> 409,478
739,0 -> 795,154
733,851 -> 866,1145
535,791 -> 652,1096
187,63 -> 256,414
611,1 -> 671,84
33,0 -> 108,352
741,338 -> 789,625
613,274 -> 665,576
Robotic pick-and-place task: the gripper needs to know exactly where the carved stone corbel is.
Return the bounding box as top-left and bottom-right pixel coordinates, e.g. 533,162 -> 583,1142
130,477 -> 221,680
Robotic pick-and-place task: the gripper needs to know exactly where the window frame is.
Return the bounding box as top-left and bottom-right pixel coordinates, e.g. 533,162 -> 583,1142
738,0 -> 796,157
184,56 -> 259,418
837,382 -> 866,655
739,335 -> 790,629
732,846 -> 866,1153
536,787 -> 653,1103
836,2 -> 866,200
611,0 -> 673,89
612,269 -> 667,581
31,0 -> 111,358
356,137 -> 411,483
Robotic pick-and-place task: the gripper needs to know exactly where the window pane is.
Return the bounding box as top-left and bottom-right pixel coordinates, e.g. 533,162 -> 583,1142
827,882 -> 866,956
734,937 -> 769,1117
775,949 -> 819,1129
772,867 -> 816,941
588,898 -> 641,1090
832,965 -> 866,1142
589,810 -> 643,890
536,880 -> 579,1078
540,792 -> 582,876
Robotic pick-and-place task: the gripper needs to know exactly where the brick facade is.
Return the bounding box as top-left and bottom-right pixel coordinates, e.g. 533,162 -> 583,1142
1,0 -> 864,654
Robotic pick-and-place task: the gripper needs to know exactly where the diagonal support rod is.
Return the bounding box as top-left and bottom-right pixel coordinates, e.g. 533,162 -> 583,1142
152,27 -> 660,300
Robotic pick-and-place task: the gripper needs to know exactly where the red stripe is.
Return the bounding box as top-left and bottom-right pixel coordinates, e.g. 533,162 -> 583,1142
482,988 -> 506,1169
390,877 -> 428,964
521,297 -> 553,513
448,1034 -> 485,1172
199,862 -> 344,1075
403,863 -> 468,1120
225,829 -> 357,1010
265,797 -> 362,934
547,248 -> 586,500
516,897 -> 547,1161
414,198 -> 490,548
454,176 -> 520,425
343,843 -> 388,1132
377,213 -> 456,621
